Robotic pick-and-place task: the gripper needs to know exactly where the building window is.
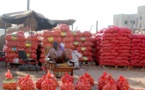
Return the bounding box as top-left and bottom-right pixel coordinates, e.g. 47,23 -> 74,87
124,20 -> 128,24
140,23 -> 142,28
131,21 -> 132,23
140,16 -> 142,20
133,20 -> 135,24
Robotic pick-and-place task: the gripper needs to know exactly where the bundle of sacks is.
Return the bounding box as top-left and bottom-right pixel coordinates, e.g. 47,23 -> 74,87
3,30 -> 38,65
98,72 -> 129,90
73,30 -> 94,62
4,31 -> 25,64
130,34 -> 145,67
95,26 -> 131,66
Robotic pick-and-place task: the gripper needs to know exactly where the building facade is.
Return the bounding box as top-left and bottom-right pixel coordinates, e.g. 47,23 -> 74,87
113,6 -> 145,30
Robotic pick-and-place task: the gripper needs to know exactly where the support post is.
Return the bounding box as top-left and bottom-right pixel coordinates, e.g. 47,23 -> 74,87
96,20 -> 98,33
27,0 -> 30,10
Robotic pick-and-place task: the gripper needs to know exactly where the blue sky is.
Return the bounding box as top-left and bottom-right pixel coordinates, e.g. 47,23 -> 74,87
0,0 -> 145,33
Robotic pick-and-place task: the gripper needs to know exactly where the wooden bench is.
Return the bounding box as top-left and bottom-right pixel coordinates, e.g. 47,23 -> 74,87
45,60 -> 76,78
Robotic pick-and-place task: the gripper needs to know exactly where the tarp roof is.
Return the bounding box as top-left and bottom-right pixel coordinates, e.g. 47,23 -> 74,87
2,10 -> 48,23
49,19 -> 76,25
1,10 -> 76,30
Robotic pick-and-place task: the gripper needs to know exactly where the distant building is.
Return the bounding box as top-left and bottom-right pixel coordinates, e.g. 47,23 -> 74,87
108,25 -> 113,27
113,6 -> 145,30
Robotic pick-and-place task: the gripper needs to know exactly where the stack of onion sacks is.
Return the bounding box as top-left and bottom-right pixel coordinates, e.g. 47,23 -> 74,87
60,73 -> 75,90
3,69 -> 17,89
75,75 -> 91,90
19,74 -> 35,90
36,70 -> 59,90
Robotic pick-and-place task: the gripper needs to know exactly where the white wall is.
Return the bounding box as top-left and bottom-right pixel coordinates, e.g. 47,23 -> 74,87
113,6 -> 145,30
0,29 -> 5,36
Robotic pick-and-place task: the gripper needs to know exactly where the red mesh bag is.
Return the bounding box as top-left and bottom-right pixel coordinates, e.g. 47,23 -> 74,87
60,81 -> 75,90
61,73 -> 74,84
77,47 -> 92,52
5,34 -> 25,41
5,52 -> 18,59
3,46 -> 17,53
25,48 -> 36,53
102,80 -> 117,90
46,36 -> 55,43
84,41 -> 93,47
82,31 -> 92,37
36,75 -> 47,89
6,41 -> 17,47
41,78 -> 57,90
52,30 -> 61,37
67,31 -> 73,37
73,41 -> 84,47
25,41 -> 38,49
41,71 -> 58,90
116,76 -> 129,90
98,72 -> 115,90
75,37 -> 91,42
19,75 -> 35,90
40,30 -> 54,37
55,24 -> 70,32
83,51 -> 94,56
103,26 -> 118,33
18,76 -> 26,86
75,75 -> 91,90
84,72 -> 94,86
54,37 -> 62,43
41,42 -> 52,47
72,30 -> 83,37
62,37 -> 74,43
17,34 -> 25,41
61,31 -> 73,37
3,69 -> 17,89
17,42 -> 26,48
65,43 -> 75,50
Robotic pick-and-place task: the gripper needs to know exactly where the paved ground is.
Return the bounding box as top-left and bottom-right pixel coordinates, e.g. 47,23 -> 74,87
0,61 -> 145,90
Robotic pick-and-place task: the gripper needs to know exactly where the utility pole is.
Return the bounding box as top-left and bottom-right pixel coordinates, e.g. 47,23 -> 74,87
27,0 -> 30,10
96,20 -> 98,33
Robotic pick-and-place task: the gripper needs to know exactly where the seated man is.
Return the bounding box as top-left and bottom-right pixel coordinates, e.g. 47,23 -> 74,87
45,41 -> 69,63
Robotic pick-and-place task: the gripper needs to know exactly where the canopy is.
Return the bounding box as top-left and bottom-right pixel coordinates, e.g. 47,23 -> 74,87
2,10 -> 76,30
2,10 -> 51,23
2,10 -> 56,30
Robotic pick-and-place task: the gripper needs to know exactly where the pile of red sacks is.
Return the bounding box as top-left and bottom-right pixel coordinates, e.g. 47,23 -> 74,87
53,24 -> 75,59
3,69 -> 17,89
24,31 -> 38,60
95,26 -> 131,66
98,72 -> 129,90
37,24 -> 74,63
130,34 -> 145,67
37,29 -> 62,63
73,30 -> 94,62
4,31 -> 24,64
4,30 -> 38,65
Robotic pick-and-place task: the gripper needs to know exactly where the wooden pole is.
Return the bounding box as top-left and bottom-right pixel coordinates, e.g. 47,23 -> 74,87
90,25 -> 93,32
72,24 -> 73,31
4,22 -> 6,36
75,26 -> 78,31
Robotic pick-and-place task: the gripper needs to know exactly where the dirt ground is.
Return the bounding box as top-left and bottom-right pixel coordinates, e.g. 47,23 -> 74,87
0,61 -> 145,90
